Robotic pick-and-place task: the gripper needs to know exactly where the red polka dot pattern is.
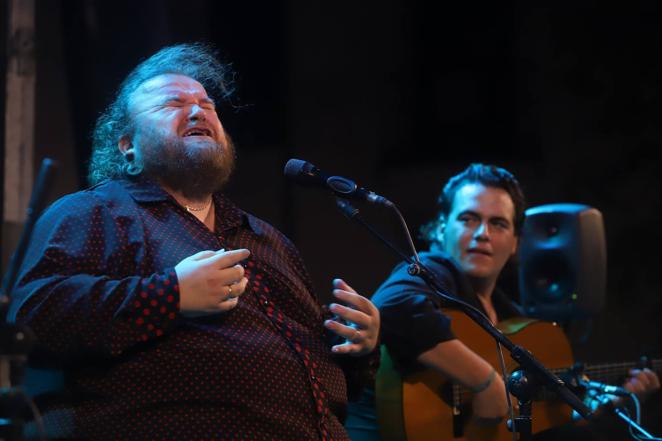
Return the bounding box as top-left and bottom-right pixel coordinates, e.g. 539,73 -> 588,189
9,178 -> 360,440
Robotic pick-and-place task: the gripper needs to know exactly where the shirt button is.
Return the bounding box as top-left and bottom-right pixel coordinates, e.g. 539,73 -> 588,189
311,376 -> 317,380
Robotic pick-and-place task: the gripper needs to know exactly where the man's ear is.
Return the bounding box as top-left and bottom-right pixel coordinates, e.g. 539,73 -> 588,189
118,136 -> 134,157
434,221 -> 446,245
511,236 -> 519,256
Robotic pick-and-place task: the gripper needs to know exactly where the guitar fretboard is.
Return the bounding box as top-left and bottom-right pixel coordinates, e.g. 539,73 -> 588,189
560,359 -> 662,385
452,358 -> 662,403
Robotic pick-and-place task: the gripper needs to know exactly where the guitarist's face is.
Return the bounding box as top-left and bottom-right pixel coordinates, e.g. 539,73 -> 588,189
439,183 -> 518,284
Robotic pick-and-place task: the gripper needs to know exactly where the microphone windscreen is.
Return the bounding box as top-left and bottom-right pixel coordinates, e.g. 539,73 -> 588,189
283,159 -> 308,179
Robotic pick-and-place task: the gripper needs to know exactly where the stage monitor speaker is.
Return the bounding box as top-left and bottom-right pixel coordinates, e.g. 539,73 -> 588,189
518,203 -> 606,322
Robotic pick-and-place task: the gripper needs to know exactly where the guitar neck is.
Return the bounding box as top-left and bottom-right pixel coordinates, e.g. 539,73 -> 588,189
451,359 -> 662,402
568,358 -> 662,384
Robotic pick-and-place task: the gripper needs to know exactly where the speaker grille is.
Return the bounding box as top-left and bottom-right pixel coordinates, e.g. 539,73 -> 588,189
518,204 -> 606,321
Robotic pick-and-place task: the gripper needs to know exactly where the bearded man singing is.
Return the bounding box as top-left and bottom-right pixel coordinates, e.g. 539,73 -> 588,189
8,43 -> 380,441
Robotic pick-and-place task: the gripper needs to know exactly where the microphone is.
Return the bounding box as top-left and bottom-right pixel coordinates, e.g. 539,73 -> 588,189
283,159 -> 393,207
579,379 -> 630,396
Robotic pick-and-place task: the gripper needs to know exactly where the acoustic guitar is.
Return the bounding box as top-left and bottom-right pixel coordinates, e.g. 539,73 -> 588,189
375,310 -> 661,441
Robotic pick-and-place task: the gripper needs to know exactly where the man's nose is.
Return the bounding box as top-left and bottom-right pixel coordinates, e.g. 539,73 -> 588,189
188,104 -> 207,121
473,222 -> 490,240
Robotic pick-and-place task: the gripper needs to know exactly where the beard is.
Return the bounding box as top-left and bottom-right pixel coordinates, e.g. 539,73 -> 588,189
136,126 -> 236,200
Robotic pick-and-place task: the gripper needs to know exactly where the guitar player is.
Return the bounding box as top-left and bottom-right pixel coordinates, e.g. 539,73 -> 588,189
345,163 -> 659,440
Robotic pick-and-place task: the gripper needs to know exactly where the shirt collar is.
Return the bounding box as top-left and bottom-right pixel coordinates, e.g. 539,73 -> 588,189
119,177 -> 262,235
213,193 -> 263,235
121,176 -> 171,203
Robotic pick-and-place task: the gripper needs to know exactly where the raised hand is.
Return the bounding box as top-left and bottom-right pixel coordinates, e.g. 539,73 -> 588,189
324,278 -> 380,356
175,248 -> 250,316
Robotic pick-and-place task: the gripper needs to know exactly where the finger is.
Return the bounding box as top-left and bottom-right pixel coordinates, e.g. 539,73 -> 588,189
636,373 -> 652,390
232,276 -> 249,296
188,250 -> 219,261
209,290 -> 241,308
218,264 -> 246,285
634,369 -> 655,383
206,263 -> 245,286
202,249 -> 251,268
222,284 -> 235,301
332,288 -> 375,316
328,302 -> 371,329
333,278 -> 357,294
627,377 -> 642,391
640,368 -> 658,378
217,297 -> 239,312
324,318 -> 362,341
184,294 -> 239,315
225,277 -> 248,300
633,381 -> 646,395
624,381 -> 637,395
646,370 -> 661,389
640,370 -> 660,390
331,341 -> 364,355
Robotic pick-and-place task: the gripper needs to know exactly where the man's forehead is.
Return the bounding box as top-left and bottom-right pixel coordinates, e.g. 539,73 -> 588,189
452,183 -> 515,217
135,73 -> 208,96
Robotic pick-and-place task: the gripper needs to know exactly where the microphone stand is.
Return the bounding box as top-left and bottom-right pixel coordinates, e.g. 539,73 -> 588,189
334,198 -> 592,440
0,158 -> 57,441
603,401 -> 658,440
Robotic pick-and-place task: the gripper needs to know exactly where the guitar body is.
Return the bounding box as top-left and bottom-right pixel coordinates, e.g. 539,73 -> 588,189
376,310 -> 574,441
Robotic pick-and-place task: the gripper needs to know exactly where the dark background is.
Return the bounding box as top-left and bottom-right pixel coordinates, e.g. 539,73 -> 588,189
4,0 -> 662,433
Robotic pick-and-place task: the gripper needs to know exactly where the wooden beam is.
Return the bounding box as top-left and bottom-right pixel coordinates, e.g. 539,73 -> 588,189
4,0 -> 36,224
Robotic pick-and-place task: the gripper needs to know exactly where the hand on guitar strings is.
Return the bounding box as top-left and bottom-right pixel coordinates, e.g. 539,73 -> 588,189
623,368 -> 660,401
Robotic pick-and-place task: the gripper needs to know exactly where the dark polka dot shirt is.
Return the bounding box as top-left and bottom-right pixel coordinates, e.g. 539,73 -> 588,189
9,177 -> 372,440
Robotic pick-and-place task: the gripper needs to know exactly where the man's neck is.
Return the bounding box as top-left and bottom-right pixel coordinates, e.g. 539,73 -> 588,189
161,185 -> 211,206
469,277 -> 498,324
162,185 -> 215,231
469,277 -> 496,300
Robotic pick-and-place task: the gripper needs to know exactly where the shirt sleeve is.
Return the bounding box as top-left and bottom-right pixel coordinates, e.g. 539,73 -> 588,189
7,192 -> 180,363
371,256 -> 458,373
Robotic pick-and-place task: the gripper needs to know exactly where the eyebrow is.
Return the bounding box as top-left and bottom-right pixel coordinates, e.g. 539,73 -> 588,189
457,210 -> 512,225
162,95 -> 216,106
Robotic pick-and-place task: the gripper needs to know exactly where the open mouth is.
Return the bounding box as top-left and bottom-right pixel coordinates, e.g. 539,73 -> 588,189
182,127 -> 213,137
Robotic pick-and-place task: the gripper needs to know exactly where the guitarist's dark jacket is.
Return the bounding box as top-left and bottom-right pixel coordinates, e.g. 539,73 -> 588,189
372,249 -> 523,376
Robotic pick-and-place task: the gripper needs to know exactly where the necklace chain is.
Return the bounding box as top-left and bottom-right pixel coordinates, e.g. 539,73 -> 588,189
184,198 -> 212,212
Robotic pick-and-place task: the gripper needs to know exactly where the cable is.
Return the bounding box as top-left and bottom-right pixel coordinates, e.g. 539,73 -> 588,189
628,391 -> 641,424
17,388 -> 47,441
591,391 -> 661,441
495,340 -> 517,441
390,204 -> 420,264
622,392 -> 662,441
